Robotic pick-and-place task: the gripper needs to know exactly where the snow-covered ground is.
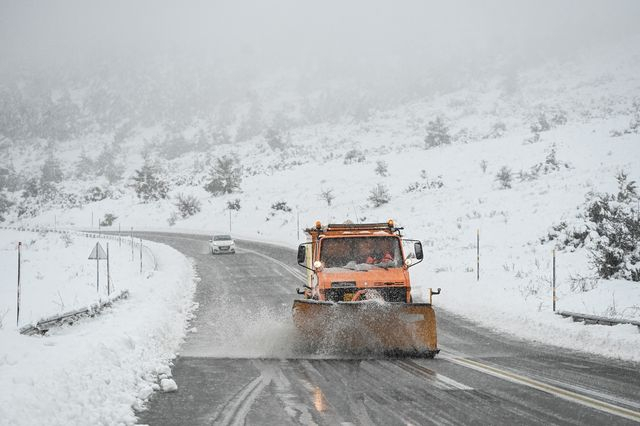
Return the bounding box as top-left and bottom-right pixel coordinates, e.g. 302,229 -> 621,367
2,36 -> 640,366
0,229 -> 197,425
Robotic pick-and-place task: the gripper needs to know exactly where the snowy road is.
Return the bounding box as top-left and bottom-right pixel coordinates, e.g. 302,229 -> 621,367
135,232 -> 640,425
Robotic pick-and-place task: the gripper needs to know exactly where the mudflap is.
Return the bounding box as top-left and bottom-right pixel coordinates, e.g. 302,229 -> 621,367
292,299 -> 438,357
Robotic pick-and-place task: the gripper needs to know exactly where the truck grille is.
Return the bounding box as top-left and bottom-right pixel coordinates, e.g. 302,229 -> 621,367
324,287 -> 407,303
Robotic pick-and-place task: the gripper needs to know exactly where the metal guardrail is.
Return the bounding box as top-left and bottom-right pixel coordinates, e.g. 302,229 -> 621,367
556,311 -> 640,329
19,290 -> 130,335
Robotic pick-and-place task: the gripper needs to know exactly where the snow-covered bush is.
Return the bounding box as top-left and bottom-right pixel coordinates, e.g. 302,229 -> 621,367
495,166 -> 513,189
375,160 -> 389,177
404,170 -> 444,193
319,189 -> 335,206
530,113 -> 551,133
483,122 -> 506,139
265,127 -> 285,151
0,192 -> 12,222
543,172 -> 640,281
266,201 -> 292,221
343,149 -> 366,164
99,213 -> 117,227
96,143 -> 125,183
204,155 -> 242,196
131,162 -> 169,202
0,165 -> 20,191
85,186 -> 112,202
368,184 -> 390,207
175,194 -> 201,218
41,154 -> 64,184
227,198 -> 241,211
424,116 -> 451,148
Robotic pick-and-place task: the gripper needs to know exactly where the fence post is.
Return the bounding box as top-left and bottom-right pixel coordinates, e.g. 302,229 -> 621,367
229,209 -> 232,232
130,227 -> 134,261
16,242 -> 21,327
552,249 -> 556,312
476,229 -> 480,282
106,243 -> 111,296
139,239 -> 143,274
118,224 -> 121,247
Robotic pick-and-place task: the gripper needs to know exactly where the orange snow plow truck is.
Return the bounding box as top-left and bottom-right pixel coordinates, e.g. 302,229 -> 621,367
293,220 -> 439,357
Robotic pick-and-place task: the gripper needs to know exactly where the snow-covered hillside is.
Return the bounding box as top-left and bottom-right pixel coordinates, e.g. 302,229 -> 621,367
0,229 -> 197,425
1,37 -> 639,360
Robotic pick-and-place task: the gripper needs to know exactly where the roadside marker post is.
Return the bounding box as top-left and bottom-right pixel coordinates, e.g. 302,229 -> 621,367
16,242 -> 21,327
130,227 -> 134,261
552,249 -> 557,312
476,229 -> 480,282
106,243 -> 111,296
139,238 -> 143,274
88,242 -> 108,294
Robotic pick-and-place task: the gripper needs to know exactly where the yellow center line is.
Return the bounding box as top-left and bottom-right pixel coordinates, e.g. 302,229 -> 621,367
442,354 -> 640,422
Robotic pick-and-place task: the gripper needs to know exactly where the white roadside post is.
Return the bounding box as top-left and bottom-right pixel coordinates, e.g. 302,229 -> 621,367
16,242 -> 21,327
106,243 -> 111,296
139,238 -> 143,274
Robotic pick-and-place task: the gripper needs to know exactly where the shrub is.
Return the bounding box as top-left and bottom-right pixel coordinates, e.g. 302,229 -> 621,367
544,172 -> 640,281
319,189 -> 335,206
375,160 -> 389,177
175,194 -> 201,218
41,154 -> 64,184
265,127 -> 285,151
204,155 -> 242,196
99,213 -> 117,227
167,211 -> 179,226
530,113 -> 551,133
368,184 -> 390,207
85,186 -> 111,202
495,166 -> 513,189
227,198 -> 241,211
343,149 -> 366,164
0,192 -> 12,222
404,171 -> 444,193
266,201 -> 292,221
480,160 -> 488,173
131,162 -> 169,202
424,116 -> 451,148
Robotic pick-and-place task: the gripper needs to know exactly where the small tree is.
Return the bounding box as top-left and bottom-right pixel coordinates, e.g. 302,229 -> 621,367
175,194 -> 201,218
344,149 -> 366,164
227,198 -> 241,211
265,127 -> 285,151
41,153 -> 64,184
424,116 -> 451,148
131,162 -> 169,202
75,147 -> 95,178
480,160 -> 488,173
495,166 -> 513,189
368,184 -> 390,208
375,160 -> 389,177
99,213 -> 117,227
0,192 -> 13,222
204,155 -> 242,196
319,188 -> 335,206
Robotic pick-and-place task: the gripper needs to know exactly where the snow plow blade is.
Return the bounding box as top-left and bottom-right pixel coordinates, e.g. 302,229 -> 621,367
292,299 -> 438,357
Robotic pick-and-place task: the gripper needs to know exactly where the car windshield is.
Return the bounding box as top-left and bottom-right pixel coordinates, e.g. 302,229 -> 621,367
319,236 -> 402,271
213,235 -> 232,241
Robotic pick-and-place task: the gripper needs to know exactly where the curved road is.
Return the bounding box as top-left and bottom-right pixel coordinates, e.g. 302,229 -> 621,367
136,232 -> 640,425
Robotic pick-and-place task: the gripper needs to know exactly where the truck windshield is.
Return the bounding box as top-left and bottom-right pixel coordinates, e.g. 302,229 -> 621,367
320,236 -> 402,271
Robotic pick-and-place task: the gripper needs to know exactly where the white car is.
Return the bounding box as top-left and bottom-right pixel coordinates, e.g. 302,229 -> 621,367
209,234 -> 236,254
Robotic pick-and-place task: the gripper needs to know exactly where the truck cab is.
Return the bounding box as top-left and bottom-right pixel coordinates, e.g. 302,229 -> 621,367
297,221 -> 424,303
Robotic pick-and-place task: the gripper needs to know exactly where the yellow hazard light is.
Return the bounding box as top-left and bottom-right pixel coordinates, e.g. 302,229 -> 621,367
387,219 -> 394,228
315,220 -> 322,229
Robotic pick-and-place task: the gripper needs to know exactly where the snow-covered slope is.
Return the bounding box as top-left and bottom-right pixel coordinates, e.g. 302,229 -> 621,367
2,37 -> 640,361
0,230 -> 197,425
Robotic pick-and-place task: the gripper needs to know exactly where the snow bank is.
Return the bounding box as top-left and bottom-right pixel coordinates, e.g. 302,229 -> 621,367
0,229 -> 197,426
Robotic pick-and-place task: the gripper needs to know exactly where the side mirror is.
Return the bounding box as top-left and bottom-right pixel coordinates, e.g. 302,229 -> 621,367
414,242 -> 424,260
297,245 -> 306,265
